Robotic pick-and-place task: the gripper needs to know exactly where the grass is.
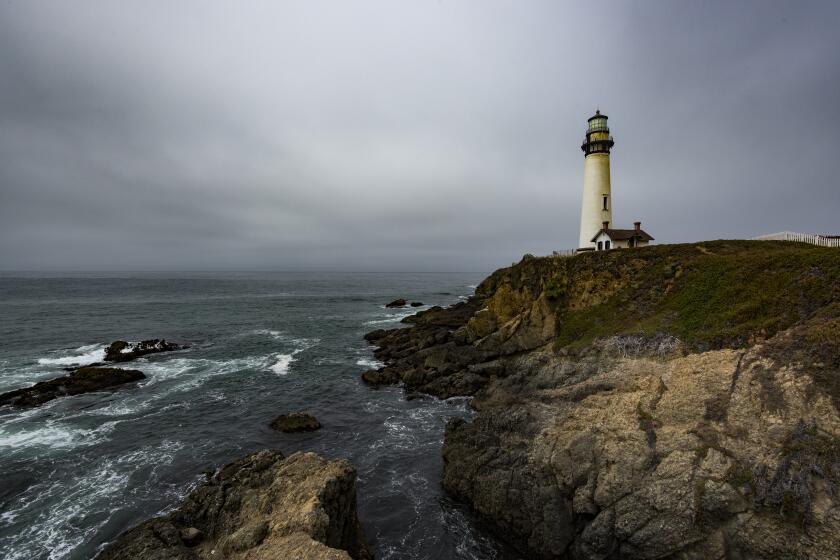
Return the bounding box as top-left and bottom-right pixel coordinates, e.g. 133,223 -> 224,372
549,240 -> 840,352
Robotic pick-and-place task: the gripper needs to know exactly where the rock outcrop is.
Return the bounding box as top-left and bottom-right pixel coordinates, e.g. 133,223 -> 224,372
385,299 -> 407,308
270,412 -> 321,432
444,343 -> 840,559
0,367 -> 145,407
105,339 -> 185,363
97,450 -> 371,560
364,241 -> 840,559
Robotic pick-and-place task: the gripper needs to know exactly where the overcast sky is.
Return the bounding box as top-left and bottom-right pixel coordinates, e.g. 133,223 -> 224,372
1,1 -> 838,272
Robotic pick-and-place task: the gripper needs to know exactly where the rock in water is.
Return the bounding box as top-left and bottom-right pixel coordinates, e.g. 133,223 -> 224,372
269,412 -> 321,432
97,450 -> 371,560
0,367 -> 145,407
105,339 -> 185,363
384,298 -> 406,308
410,302 -> 424,307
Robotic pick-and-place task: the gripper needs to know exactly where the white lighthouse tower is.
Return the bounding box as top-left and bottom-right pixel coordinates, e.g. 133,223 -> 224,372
578,110 -> 615,250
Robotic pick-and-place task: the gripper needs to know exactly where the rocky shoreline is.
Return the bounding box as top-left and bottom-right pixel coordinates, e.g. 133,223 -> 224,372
362,241 -> 840,559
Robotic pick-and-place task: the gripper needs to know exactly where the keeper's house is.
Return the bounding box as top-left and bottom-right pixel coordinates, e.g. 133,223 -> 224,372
591,221 -> 654,251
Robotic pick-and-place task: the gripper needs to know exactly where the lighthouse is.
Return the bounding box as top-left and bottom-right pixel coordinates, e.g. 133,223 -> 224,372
578,110 -> 615,250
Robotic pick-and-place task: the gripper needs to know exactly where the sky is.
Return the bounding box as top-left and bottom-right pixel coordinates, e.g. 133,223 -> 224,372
1,1 -> 839,272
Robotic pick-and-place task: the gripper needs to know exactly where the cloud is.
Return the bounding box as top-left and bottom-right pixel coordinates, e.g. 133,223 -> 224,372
1,0 -> 838,271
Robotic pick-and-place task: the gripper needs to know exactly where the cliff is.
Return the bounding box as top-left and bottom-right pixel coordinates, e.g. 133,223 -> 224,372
364,240 -> 840,559
97,450 -> 371,560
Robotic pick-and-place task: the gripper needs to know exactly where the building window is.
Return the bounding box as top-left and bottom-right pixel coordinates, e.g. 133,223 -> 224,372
605,240 -> 611,250
603,196 -> 608,211
597,241 -> 603,251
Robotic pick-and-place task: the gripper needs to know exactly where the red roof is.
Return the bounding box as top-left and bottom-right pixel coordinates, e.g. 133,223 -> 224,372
591,228 -> 654,242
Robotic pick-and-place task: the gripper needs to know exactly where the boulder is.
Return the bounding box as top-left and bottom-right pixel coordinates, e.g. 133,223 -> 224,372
385,298 -> 407,308
97,450 -> 371,560
179,527 -> 203,547
0,367 -> 145,407
269,412 -> 321,432
105,339 -> 186,363
360,368 -> 400,386
410,302 -> 424,307
363,329 -> 389,342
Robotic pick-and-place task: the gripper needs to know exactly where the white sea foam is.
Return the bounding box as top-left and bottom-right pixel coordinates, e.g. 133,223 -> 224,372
95,399 -> 149,417
36,344 -> 105,366
364,311 -> 415,325
356,357 -> 384,369
269,353 -> 294,375
251,329 -> 284,339
138,355 -> 266,393
0,418 -> 120,453
263,334 -> 319,375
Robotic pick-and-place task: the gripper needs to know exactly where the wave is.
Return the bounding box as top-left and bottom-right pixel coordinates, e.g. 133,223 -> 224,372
0,440 -> 185,560
364,310 -> 417,325
36,343 -> 105,366
267,337 -> 318,375
0,417 -> 120,454
138,355 -> 267,390
269,353 -> 294,375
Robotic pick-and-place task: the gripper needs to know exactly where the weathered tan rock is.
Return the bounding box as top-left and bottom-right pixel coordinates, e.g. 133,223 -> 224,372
444,342 -> 840,559
97,450 -> 370,560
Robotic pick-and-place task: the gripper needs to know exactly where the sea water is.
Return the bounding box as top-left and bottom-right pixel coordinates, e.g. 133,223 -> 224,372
0,272 -> 519,560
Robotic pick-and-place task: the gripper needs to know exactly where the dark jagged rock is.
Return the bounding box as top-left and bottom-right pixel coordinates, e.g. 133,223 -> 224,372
362,299 -> 494,398
97,450 -> 371,560
410,302 -> 424,307
363,329 -> 389,342
363,241 -> 840,559
0,367 -> 145,407
104,339 -> 185,363
361,287 -> 550,397
385,298 -> 407,308
269,412 -> 321,432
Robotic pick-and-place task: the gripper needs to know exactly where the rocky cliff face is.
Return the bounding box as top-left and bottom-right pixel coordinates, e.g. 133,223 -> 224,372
364,241 -> 840,559
97,450 -> 371,560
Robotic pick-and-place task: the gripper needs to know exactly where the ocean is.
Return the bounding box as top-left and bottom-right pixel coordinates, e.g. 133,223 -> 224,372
0,272 -> 518,560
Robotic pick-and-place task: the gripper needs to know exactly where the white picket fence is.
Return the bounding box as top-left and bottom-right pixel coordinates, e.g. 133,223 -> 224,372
752,231 -> 840,248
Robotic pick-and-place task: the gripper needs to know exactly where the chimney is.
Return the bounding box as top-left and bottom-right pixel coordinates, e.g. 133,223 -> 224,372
634,221 -> 641,231
603,221 -> 609,231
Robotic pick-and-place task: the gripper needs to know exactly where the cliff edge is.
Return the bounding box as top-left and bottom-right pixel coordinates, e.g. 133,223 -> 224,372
364,240 -> 840,559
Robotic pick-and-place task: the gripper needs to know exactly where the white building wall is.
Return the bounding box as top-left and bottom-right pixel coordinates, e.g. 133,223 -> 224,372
578,153 -> 612,249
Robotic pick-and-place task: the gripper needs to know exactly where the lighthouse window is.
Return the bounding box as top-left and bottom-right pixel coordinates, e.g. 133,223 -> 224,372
603,196 -> 608,210
597,241 -> 603,250
605,240 -> 611,250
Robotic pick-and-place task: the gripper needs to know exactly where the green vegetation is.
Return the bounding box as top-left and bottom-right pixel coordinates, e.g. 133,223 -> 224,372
543,276 -> 565,300
549,240 -> 840,352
